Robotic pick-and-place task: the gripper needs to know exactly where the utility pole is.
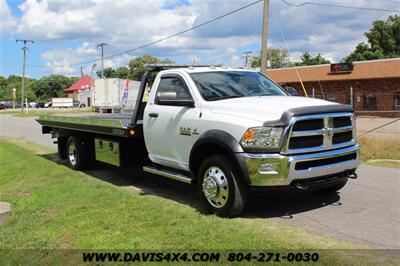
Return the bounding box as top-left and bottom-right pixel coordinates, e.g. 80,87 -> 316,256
97,43 -> 107,78
241,51 -> 252,68
260,0 -> 270,74
16,39 -> 34,110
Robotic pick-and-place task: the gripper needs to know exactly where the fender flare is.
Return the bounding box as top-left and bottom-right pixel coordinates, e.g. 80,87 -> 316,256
189,130 -> 251,184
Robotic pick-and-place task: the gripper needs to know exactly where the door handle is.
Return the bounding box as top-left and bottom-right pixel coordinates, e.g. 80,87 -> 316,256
149,113 -> 159,118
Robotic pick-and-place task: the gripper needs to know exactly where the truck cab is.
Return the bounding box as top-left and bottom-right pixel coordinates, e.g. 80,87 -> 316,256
38,66 -> 360,217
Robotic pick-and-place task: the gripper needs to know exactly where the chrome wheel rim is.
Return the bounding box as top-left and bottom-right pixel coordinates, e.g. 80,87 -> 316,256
68,141 -> 77,166
202,166 -> 229,208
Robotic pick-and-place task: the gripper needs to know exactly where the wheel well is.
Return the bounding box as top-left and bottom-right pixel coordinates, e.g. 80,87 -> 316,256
190,143 -> 232,178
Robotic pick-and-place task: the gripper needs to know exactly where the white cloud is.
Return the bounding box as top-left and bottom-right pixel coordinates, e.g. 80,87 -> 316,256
7,0 -> 399,75
271,0 -> 399,61
41,42 -> 97,74
0,0 -> 17,35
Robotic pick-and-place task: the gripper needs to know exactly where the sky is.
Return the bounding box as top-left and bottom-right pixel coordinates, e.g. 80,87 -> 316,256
0,0 -> 399,79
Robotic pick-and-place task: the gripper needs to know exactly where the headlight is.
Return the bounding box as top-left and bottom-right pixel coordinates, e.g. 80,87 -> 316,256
240,127 -> 283,150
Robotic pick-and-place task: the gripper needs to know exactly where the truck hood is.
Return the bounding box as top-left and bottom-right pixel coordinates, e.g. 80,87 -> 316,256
205,96 -> 337,123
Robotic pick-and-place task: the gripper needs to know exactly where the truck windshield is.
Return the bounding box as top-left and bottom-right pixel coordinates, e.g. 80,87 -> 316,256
190,71 -> 287,101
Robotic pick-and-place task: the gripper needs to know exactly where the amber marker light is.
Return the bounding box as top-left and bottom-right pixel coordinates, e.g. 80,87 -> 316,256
129,129 -> 135,136
242,128 -> 255,142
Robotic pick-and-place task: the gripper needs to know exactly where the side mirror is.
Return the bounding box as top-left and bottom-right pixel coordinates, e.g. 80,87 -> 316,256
157,91 -> 177,100
156,92 -> 195,107
286,87 -> 298,96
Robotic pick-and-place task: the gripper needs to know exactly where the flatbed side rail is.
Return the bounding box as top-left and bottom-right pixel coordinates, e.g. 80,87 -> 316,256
36,115 -> 133,138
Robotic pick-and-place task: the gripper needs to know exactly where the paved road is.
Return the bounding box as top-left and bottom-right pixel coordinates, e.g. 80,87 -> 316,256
246,165 -> 400,249
1,114 -> 399,249
0,114 -> 55,149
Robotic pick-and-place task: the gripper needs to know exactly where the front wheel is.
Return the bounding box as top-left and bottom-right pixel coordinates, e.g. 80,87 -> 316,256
198,155 -> 247,217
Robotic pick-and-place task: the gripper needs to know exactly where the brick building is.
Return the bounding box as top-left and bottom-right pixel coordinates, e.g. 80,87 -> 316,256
266,58 -> 400,117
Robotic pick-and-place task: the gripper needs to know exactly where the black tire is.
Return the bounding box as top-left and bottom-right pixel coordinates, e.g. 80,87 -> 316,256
66,136 -> 89,170
57,137 -> 67,159
317,179 -> 348,194
197,155 -> 247,218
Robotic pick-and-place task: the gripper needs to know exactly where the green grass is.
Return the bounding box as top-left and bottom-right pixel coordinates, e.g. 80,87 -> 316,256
0,108 -> 93,117
0,139 -> 397,265
359,136 -> 400,169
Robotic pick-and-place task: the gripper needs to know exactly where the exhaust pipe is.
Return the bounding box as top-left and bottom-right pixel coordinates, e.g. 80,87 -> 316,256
294,182 -> 309,191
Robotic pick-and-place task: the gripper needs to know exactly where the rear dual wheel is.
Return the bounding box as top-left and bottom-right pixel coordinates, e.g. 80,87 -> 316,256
198,155 -> 247,218
66,136 -> 94,170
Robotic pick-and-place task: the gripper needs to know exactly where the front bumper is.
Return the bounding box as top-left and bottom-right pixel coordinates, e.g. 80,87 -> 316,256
239,145 -> 360,186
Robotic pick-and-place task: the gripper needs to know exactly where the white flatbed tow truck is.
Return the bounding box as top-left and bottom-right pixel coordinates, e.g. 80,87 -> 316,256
37,65 -> 360,217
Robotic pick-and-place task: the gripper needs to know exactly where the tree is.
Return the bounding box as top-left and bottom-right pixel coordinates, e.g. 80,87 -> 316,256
251,48 -> 289,69
128,54 -> 174,81
95,55 -> 174,82
33,75 -> 78,101
344,15 -> 400,62
292,52 -> 331,66
97,66 -> 130,79
97,67 -> 116,78
115,67 -> 129,79
0,75 -> 37,102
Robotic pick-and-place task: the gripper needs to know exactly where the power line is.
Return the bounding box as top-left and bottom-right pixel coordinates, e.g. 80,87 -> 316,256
280,0 -> 400,12
28,0 -> 263,70
272,12 -> 309,96
359,118 -> 400,137
27,0 -> 399,73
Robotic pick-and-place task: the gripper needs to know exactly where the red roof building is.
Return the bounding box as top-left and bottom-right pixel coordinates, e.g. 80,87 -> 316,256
64,75 -> 93,94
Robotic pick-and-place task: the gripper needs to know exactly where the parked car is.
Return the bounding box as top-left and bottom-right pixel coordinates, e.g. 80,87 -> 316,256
44,102 -> 52,108
0,101 -> 16,109
73,100 -> 86,108
35,102 -> 46,108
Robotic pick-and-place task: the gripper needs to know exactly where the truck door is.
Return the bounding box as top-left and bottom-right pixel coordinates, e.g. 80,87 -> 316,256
143,74 -> 198,171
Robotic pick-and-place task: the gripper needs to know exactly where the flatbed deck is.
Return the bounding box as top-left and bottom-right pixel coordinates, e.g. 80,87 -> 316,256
37,71 -> 148,138
36,113 -> 141,137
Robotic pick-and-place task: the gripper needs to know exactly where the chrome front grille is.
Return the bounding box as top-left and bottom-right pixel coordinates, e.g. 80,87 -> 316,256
282,112 -> 356,155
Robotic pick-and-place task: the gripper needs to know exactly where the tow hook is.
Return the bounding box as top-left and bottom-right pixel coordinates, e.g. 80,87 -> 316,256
294,182 -> 309,191
347,172 -> 358,179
